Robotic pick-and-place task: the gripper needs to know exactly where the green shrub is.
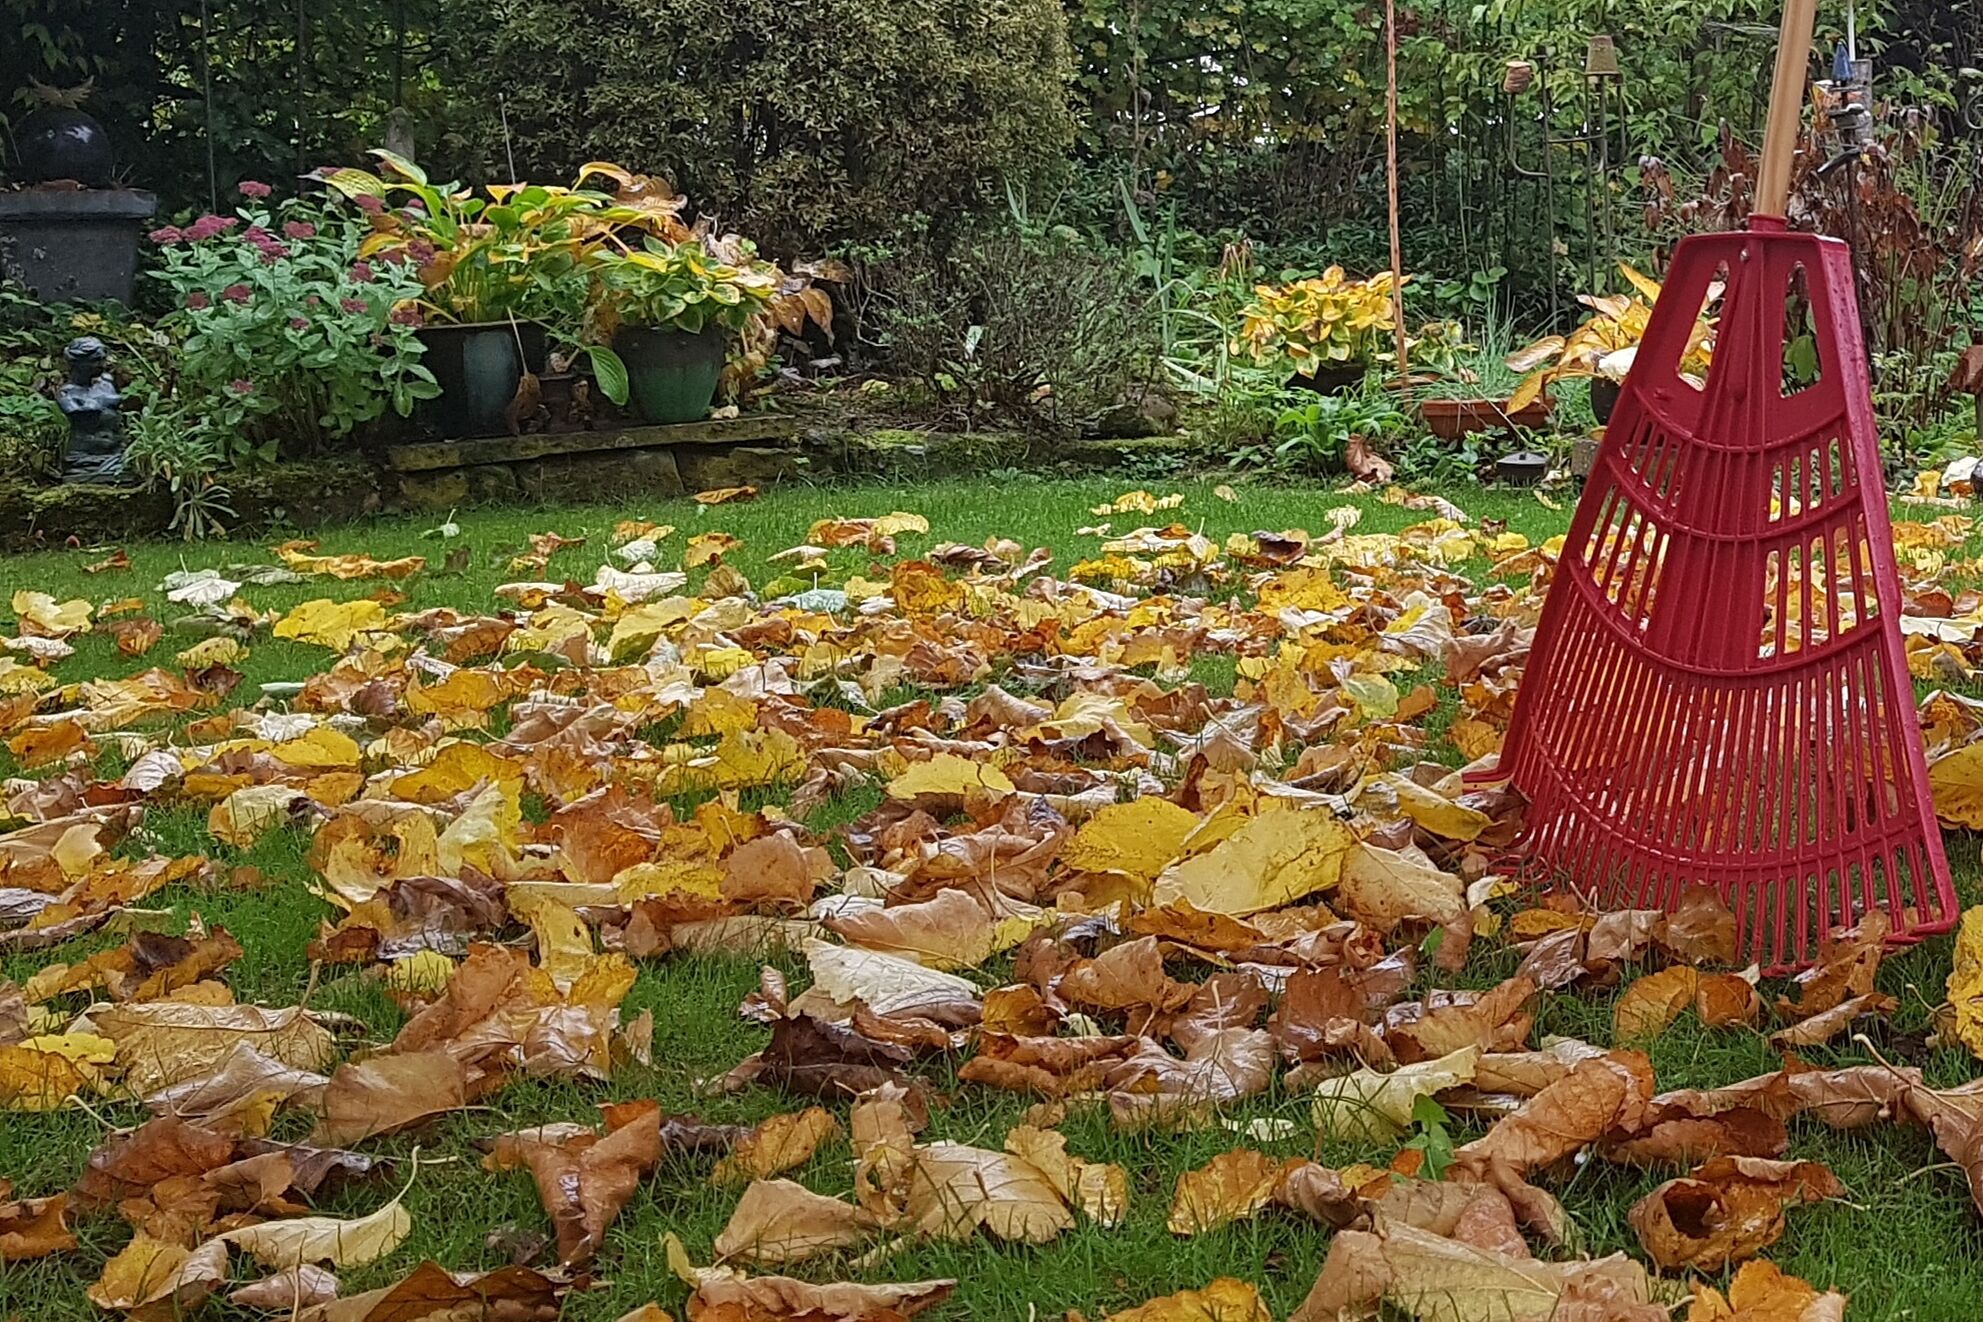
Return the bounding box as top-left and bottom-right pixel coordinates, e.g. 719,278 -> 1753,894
860,225 -> 1162,436
445,0 -> 1077,253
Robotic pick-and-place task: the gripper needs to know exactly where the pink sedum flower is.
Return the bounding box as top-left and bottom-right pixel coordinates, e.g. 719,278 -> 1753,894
354,194 -> 387,215
238,180 -> 273,199
148,226 -> 184,244
339,297 -> 368,314
183,291 -> 210,310
227,378 -> 255,394
222,283 -> 252,304
283,220 -> 317,240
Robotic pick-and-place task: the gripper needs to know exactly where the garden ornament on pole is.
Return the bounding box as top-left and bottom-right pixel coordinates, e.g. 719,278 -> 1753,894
1478,0 -> 1958,973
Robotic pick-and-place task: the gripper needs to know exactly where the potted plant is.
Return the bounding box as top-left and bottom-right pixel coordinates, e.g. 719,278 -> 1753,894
316,152 -> 664,436
1506,262 -> 1717,424
582,236 -> 786,424
1235,267 -> 1405,393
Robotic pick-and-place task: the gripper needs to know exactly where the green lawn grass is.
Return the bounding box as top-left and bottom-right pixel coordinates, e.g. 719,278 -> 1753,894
2,476 -> 1982,1320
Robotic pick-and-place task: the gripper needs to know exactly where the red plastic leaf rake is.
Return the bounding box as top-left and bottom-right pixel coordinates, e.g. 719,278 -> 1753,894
1483,0 -> 1957,973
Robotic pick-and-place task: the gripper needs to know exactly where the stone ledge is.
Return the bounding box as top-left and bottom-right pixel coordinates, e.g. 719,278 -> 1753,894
385,416 -> 802,472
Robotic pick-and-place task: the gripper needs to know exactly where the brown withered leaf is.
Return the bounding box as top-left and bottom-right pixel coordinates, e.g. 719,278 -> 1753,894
1271,967 -> 1393,1068
753,1010 -> 917,1100
1628,1156 -> 1844,1272
0,1184 -> 75,1260
1695,972 -> 1762,1028
1604,1106 -> 1789,1168
1683,1258 -> 1849,1322
1455,1052 -> 1656,1174
74,1116 -> 238,1210
1767,992 -> 1897,1049
712,1178 -> 876,1266
1614,966 -> 1700,1043
311,1050 -> 469,1146
1290,1220 -> 1662,1322
666,1230 -> 953,1320
958,1031 -> 1136,1096
1386,976 -> 1535,1063
484,1101 -> 663,1265
229,1264 -> 340,1311
1775,911 -> 1890,1021
295,1261 -> 562,1322
1061,936 -> 1197,1014
1167,1148 -> 1302,1235
1105,1277 -> 1272,1322
1904,1085 -> 1983,1218
710,1107 -> 842,1188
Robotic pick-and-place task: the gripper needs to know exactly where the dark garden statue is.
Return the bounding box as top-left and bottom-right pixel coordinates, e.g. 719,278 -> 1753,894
57,336 -> 132,485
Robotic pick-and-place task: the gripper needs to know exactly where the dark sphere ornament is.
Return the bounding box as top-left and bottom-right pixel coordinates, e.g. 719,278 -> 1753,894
17,107 -> 115,187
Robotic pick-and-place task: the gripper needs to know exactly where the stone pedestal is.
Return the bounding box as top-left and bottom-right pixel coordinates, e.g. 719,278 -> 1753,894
0,188 -> 157,305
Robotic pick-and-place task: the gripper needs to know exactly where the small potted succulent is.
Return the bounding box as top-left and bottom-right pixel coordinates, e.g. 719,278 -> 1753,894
316,152 -> 665,436
1506,262 -> 1717,424
1235,267 -> 1404,393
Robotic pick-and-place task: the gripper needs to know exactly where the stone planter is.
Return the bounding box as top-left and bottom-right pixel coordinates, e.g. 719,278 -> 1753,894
616,326 -> 725,424
0,188 -> 156,305
414,321 -> 546,439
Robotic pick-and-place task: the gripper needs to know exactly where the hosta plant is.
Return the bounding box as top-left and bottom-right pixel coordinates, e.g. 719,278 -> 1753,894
1236,268 -> 1406,375
315,153 -> 682,328
1506,263 -> 1717,412
585,237 -> 782,337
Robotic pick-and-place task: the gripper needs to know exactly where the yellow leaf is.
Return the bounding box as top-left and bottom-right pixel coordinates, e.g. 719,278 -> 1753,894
1167,1150 -> 1294,1236
1061,799 -> 1200,883
87,1234 -> 227,1316
685,531 -> 742,567
209,784 -> 306,847
1152,808 -> 1355,916
393,740 -> 526,805
11,590 -> 92,637
1932,744 -> 1983,828
0,1033 -> 115,1110
222,1162 -> 415,1267
693,486 -> 758,505
1314,1047 -> 1479,1141
509,887 -> 597,990
272,598 -> 390,650
382,950 -> 457,998
885,753 -> 1015,801
271,725 -> 363,770
1947,906 -> 1983,1061
1107,1278 -> 1272,1322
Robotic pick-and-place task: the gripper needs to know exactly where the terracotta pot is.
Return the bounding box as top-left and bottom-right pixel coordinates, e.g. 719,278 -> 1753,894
1418,395 -> 1552,440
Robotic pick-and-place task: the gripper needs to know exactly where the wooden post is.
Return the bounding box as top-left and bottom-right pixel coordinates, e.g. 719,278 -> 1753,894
1755,0 -> 1819,220
1385,0 -> 1409,372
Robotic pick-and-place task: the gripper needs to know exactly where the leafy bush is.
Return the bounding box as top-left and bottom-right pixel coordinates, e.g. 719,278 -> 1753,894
147,184 -> 438,458
860,225 -> 1163,435
447,0 -> 1076,251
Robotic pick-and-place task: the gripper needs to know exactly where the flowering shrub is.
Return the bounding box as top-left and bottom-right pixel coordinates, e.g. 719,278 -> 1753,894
148,181 -> 438,457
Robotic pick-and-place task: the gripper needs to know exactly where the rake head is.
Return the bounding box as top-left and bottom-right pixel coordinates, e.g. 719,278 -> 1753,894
1491,219 -> 1957,974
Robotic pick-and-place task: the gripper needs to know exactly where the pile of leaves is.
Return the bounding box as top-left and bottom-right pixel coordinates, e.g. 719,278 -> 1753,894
3,485 -> 1983,1321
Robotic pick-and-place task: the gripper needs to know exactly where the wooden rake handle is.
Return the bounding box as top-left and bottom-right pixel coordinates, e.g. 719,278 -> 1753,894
1756,0 -> 1820,219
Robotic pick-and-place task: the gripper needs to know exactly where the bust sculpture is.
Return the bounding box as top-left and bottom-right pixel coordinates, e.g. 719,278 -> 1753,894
57,336 -> 130,484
